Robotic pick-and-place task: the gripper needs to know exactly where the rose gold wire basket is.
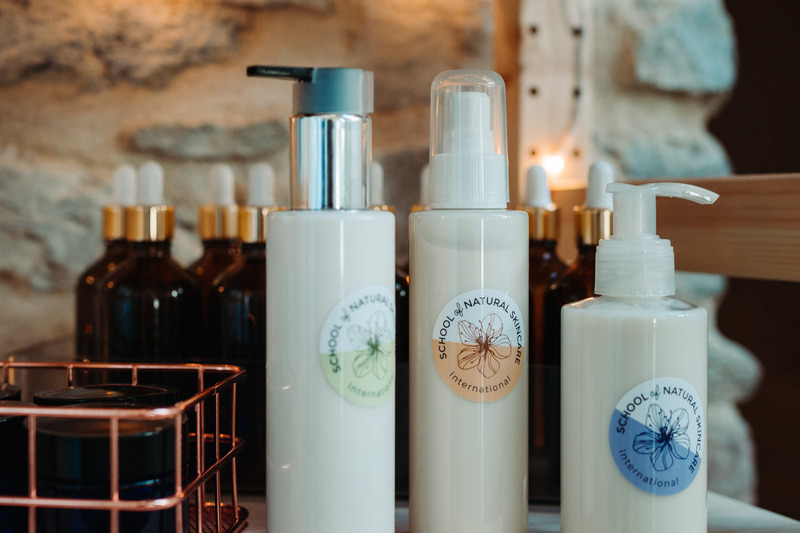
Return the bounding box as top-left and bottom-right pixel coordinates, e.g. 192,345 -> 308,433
0,360 -> 250,533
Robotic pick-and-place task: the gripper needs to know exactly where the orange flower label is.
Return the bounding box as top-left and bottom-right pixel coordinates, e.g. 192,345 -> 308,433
431,289 -> 525,402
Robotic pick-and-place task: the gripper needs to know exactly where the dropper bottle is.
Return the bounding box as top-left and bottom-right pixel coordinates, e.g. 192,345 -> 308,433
208,161 -> 281,493
103,161 -> 202,365
75,164 -> 136,360
249,65 -> 396,533
517,164 -> 566,504
409,70 -> 528,533
561,182 -> 718,533
539,160 -> 614,502
187,163 -> 240,301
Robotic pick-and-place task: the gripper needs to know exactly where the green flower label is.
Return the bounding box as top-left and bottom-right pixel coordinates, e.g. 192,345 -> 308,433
319,286 -> 396,407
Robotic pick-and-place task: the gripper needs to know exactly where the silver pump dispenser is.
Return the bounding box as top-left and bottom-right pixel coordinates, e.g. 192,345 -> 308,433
247,65 -> 374,210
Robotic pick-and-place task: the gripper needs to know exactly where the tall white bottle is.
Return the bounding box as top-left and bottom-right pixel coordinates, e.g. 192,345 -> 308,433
249,66 -> 396,533
561,182 -> 719,533
409,70 -> 529,533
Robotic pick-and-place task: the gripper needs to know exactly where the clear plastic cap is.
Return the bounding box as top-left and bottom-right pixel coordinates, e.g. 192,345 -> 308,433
429,70 -> 508,209
595,182 -> 719,298
248,162 -> 276,206
112,164 -> 137,206
209,164 -> 236,206
138,160 -> 164,205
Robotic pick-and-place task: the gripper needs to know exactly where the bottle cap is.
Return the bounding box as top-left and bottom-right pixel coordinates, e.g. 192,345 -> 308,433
198,164 -> 238,240
247,66 -> 373,210
428,70 -> 508,209
102,164 -> 137,240
239,162 -> 283,243
518,165 -> 558,240
575,160 -> 615,246
126,161 -> 174,242
595,182 -> 719,298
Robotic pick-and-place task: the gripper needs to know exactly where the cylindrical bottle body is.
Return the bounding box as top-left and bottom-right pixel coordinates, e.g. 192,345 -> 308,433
266,210 -> 395,533
561,297 -> 708,533
409,209 -> 529,533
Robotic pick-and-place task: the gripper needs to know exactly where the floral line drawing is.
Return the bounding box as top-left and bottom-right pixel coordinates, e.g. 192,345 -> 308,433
632,403 -> 690,471
456,313 -> 512,378
349,310 -> 392,380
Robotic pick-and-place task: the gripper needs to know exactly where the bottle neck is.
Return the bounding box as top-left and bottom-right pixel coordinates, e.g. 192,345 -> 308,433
131,240 -> 172,257
203,238 -> 238,252
241,241 -> 266,259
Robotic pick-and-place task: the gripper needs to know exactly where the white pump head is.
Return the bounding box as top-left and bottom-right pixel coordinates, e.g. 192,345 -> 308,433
248,162 -> 276,206
138,160 -> 164,205
370,160 -> 385,206
209,164 -> 236,206
595,182 -> 718,298
429,70 -> 508,208
112,164 -> 137,206
524,165 -> 552,208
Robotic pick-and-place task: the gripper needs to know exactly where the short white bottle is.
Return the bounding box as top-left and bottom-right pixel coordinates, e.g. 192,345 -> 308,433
409,70 -> 529,533
561,182 -> 719,533
250,66 -> 396,533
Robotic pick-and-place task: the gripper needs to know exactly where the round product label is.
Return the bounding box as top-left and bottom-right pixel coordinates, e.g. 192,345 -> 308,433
608,378 -> 704,495
319,286 -> 396,407
432,289 -> 525,403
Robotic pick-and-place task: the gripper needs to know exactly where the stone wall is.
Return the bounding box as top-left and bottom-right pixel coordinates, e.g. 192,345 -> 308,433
0,0 -> 760,503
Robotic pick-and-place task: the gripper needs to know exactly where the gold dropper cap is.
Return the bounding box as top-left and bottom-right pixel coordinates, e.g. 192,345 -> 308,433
198,205 -> 239,240
518,204 -> 559,241
238,206 -> 285,243
574,206 -> 613,245
126,205 -> 175,242
103,206 -> 126,240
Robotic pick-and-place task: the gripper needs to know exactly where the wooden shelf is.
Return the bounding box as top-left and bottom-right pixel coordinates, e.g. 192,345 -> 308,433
551,174 -> 800,283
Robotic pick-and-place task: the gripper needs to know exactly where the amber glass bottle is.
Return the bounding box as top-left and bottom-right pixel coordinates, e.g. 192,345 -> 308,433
103,162 -> 202,368
539,161 -> 614,503
187,164 -> 240,358
75,164 -> 136,360
209,163 -> 282,493
518,166 -> 567,504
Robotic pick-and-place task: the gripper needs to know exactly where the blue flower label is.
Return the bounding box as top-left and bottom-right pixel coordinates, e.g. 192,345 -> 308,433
319,286 -> 396,407
608,377 -> 704,495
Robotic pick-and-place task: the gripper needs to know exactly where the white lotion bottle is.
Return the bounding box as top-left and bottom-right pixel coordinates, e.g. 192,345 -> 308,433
561,182 -> 719,533
248,66 -> 395,533
409,70 -> 529,533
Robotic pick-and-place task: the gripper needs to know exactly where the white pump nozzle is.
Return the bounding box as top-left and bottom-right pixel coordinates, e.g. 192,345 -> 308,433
585,161 -> 614,209
370,161 -> 385,206
248,162 -> 276,206
595,182 -> 718,298
524,165 -> 552,207
209,164 -> 236,206
112,164 -> 137,206
138,160 -> 164,205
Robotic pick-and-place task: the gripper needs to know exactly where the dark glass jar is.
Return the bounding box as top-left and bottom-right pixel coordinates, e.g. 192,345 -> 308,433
394,263 -> 410,501
0,400 -> 33,533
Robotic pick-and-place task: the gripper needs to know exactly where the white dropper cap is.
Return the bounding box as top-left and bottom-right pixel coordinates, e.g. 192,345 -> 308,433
248,162 -> 276,206
524,165 -> 552,207
370,160 -> 385,206
112,164 -> 137,206
585,160 -> 614,209
138,160 -> 164,205
210,164 -> 236,205
429,70 -> 508,209
595,182 -> 719,298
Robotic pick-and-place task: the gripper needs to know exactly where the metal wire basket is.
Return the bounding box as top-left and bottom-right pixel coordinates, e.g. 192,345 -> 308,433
0,360 -> 249,533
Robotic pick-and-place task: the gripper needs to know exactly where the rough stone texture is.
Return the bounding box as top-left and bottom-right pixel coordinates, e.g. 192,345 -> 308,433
633,1 -> 736,94
707,402 -> 758,503
0,0 -> 247,88
128,121 -> 289,161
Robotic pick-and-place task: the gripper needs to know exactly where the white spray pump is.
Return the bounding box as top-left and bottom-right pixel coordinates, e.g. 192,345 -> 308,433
595,182 -> 718,298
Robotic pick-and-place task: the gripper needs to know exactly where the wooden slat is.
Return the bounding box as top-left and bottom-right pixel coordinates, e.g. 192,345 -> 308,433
551,174 -> 800,283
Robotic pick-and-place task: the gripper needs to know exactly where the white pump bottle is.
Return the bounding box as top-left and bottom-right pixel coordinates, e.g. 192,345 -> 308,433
561,182 -> 718,533
409,70 -> 528,533
249,66 -> 395,533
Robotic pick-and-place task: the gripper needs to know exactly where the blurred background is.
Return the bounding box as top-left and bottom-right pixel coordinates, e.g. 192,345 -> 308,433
0,0 -> 797,519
